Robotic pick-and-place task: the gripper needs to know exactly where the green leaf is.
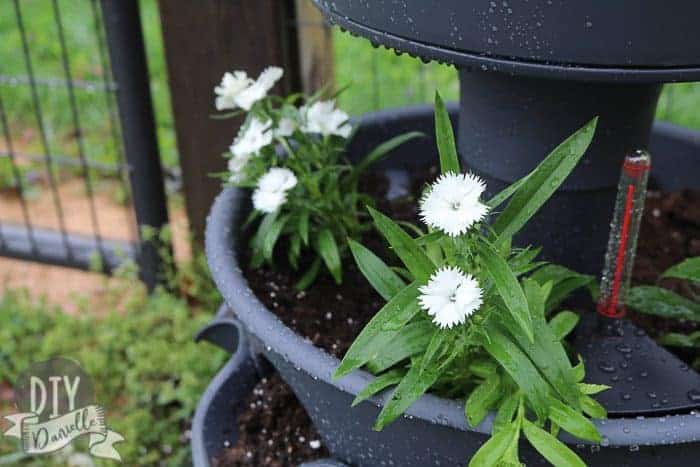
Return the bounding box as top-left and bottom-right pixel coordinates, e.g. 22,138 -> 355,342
368,207 -> 435,282
316,229 -> 342,284
580,395 -> 607,419
492,393 -> 519,434
299,210 -> 310,245
349,239 -> 405,301
572,359 -> 585,382
578,383 -> 610,395
662,257 -> 700,282
334,282 -> 421,379
434,91 -> 460,174
468,421 -> 519,467
530,265 -> 594,312
263,214 -> 289,261
548,397 -> 601,442
353,132 -> 424,179
522,419 -> 586,467
493,118 -> 597,243
514,280 -> 581,409
469,359 -> 498,379
549,311 -> 580,341
294,257 -> 321,290
477,240 -> 534,342
366,320 -> 433,374
352,369 -> 405,407
481,324 -> 549,421
466,372 -> 502,427
487,176 -> 528,209
374,350 -> 452,430
658,331 -> 700,348
627,286 -> 700,321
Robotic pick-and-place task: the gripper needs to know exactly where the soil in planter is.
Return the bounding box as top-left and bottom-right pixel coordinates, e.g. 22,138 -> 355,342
245,176 -> 699,362
630,188 -> 700,347
244,167 -> 438,358
213,373 -> 329,466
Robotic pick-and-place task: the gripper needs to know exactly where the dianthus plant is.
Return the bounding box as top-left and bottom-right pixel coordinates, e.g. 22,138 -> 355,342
214,67 -> 420,287
336,93 -> 608,466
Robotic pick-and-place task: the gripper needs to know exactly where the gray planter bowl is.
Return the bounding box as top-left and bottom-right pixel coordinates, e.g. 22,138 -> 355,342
205,105 -> 700,466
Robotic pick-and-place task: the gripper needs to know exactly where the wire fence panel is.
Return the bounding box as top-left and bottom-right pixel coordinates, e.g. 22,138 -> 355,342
0,0 -> 166,286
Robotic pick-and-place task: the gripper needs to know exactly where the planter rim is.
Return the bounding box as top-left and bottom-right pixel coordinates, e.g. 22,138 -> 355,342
205,106 -> 700,448
312,0 -> 700,84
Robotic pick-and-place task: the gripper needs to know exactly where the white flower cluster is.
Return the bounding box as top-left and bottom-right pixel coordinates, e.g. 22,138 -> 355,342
215,66 -> 354,215
417,172 -> 489,328
252,167 -> 298,213
215,67 -> 284,111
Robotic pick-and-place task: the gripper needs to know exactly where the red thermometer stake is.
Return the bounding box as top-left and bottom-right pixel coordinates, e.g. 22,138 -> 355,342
597,150 -> 651,319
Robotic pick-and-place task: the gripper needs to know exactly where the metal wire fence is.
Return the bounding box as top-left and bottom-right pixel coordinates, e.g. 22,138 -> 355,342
0,0 -> 167,288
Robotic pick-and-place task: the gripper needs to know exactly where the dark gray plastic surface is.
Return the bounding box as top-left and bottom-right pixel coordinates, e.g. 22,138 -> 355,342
205,106 -> 700,466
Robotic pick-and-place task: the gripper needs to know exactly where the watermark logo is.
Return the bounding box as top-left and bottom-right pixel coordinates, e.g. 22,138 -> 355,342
2,357 -> 123,461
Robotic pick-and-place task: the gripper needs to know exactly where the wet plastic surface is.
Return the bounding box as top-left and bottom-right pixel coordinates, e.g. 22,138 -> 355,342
204,106 -> 700,466
311,0 -> 700,82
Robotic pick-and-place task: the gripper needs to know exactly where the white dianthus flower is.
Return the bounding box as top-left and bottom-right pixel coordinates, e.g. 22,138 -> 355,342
252,167 -> 298,213
301,100 -> 352,138
234,66 -> 284,111
214,71 -> 253,111
274,117 -> 297,137
418,266 -> 483,329
227,152 -> 251,183
420,172 -> 489,237
231,118 -> 272,157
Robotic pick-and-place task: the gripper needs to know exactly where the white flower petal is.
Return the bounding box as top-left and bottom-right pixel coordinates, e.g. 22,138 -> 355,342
252,168 -> 298,213
231,118 -> 272,157
233,66 -> 284,111
419,172 -> 489,236
275,117 -> 297,137
252,189 -> 287,213
214,71 -> 253,110
418,266 -> 483,329
301,100 -> 352,138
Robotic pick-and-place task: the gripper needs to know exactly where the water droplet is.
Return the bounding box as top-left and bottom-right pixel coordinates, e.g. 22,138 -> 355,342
599,361 -> 616,373
622,393 -> 632,401
687,389 -> 700,402
616,343 -> 632,353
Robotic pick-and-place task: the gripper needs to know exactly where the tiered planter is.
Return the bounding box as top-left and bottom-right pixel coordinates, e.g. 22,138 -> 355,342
196,1 -> 700,464
199,106 -> 700,466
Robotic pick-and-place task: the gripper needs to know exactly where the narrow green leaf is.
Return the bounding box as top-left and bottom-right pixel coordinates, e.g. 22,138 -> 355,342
478,240 -> 534,342
492,393 -> 519,434
263,214 -> 289,261
374,350 -> 452,430
493,118 -> 597,242
466,372 -> 502,427
469,360 -> 498,379
334,282 -> 421,379
627,286 -> 700,321
530,264 -> 594,312
294,257 -> 321,290
468,421 -> 519,467
349,239 -> 405,301
580,395 -> 607,419
514,280 -> 581,409
366,320 -> 433,374
548,397 -> 601,442
352,369 -> 404,407
578,383 -> 610,395
549,311 -> 580,341
658,331 -> 700,348
662,257 -> 700,282
289,234 -> 301,269
368,207 -> 435,282
522,420 -> 586,467
316,229 -> 342,284
434,91 -> 460,174
299,209 -> 310,245
572,359 -> 585,382
481,324 -> 549,421
353,131 -> 424,178
487,176 -> 528,209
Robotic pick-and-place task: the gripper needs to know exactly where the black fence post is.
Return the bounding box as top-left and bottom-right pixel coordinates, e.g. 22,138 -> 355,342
100,0 -> 170,290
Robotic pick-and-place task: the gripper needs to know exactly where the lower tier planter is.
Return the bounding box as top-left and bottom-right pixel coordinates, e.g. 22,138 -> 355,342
205,105 -> 700,466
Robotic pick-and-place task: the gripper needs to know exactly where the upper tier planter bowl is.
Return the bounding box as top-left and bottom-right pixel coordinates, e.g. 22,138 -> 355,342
205,105 -> 700,466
